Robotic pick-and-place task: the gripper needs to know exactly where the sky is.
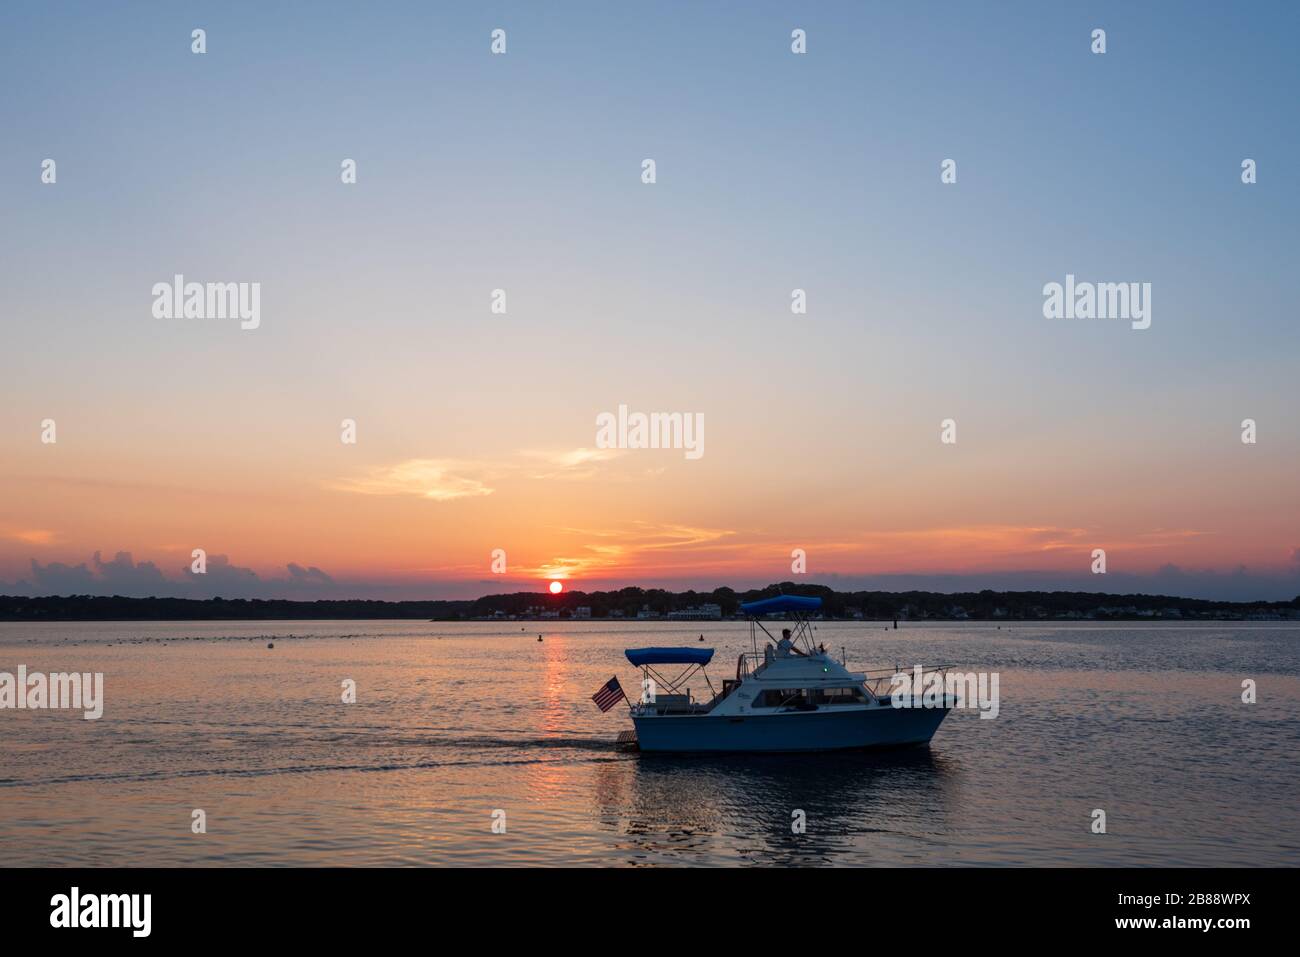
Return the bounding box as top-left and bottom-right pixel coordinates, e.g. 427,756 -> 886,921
1,1 -> 1298,602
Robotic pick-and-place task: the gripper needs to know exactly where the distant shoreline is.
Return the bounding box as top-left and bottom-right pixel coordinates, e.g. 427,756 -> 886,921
2,583 -> 1297,623
0,616 -> 1295,624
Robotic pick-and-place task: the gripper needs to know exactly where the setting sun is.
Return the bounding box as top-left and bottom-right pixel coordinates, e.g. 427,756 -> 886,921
548,581 -> 563,595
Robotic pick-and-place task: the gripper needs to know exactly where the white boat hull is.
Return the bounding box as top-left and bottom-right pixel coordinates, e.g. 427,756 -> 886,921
631,704 -> 949,753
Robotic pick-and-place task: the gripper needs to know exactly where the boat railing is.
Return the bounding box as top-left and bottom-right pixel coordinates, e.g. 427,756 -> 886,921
631,691 -> 713,716
737,650 -> 808,679
859,663 -> 952,700
737,654 -> 952,699
736,652 -> 766,679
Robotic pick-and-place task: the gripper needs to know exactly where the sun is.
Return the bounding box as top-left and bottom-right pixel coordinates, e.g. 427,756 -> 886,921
548,580 -> 563,594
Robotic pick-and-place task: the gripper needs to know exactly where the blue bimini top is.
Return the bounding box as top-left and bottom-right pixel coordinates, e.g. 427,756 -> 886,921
738,595 -> 823,616
624,647 -> 715,667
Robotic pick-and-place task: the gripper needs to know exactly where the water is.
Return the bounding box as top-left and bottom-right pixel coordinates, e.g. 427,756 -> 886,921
1,620 -> 1297,866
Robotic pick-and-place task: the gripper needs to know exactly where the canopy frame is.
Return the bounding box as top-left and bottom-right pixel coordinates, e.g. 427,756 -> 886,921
624,647 -> 717,704
742,594 -> 822,656
634,660 -> 716,701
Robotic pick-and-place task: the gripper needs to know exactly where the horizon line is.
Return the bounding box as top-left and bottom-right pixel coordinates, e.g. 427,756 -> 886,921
4,582 -> 1298,607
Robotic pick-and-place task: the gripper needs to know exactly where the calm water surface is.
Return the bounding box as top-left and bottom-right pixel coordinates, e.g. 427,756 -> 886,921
1,620 -> 1297,866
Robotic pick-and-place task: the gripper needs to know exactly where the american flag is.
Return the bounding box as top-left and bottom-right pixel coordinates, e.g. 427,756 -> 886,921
591,676 -> 626,712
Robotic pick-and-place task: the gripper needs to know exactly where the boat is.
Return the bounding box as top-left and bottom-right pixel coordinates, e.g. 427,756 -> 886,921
619,595 -> 953,753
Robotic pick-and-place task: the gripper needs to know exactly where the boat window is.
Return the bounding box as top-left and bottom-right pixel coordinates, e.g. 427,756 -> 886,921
810,687 -> 866,704
754,687 -> 867,707
754,688 -> 807,708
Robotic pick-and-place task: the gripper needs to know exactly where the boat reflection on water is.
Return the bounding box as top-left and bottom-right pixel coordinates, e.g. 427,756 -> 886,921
592,747 -> 957,866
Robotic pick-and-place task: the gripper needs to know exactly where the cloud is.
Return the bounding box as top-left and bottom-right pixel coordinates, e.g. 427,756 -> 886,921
503,523 -> 1300,602
520,447 -> 624,479
29,558 -> 96,592
183,555 -> 344,597
330,447 -> 630,501
522,522 -> 737,579
25,551 -> 170,594
797,566 -> 1299,603
189,553 -> 261,592
4,529 -> 57,546
286,562 -> 334,584
9,550 -> 346,599
330,459 -> 494,501
93,550 -> 168,588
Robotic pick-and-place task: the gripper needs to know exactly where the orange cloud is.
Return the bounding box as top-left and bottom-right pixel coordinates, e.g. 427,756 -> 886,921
5,529 -> 58,546
330,459 -> 495,502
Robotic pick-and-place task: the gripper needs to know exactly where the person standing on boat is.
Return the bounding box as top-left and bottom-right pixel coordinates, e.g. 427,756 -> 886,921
776,628 -> 805,657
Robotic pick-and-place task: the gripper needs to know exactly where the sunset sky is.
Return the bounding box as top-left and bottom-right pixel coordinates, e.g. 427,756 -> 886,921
2,2 -> 1297,601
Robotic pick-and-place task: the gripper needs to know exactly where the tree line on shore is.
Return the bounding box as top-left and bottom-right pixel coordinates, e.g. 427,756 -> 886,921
1,583 -> 1297,621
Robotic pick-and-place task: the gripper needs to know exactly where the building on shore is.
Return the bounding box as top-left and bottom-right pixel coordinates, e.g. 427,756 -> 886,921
666,603 -> 723,621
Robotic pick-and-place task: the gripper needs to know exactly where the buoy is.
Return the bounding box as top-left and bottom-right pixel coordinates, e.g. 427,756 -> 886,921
267,642 -> 274,649
698,634 -> 704,641
537,635 -> 543,642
